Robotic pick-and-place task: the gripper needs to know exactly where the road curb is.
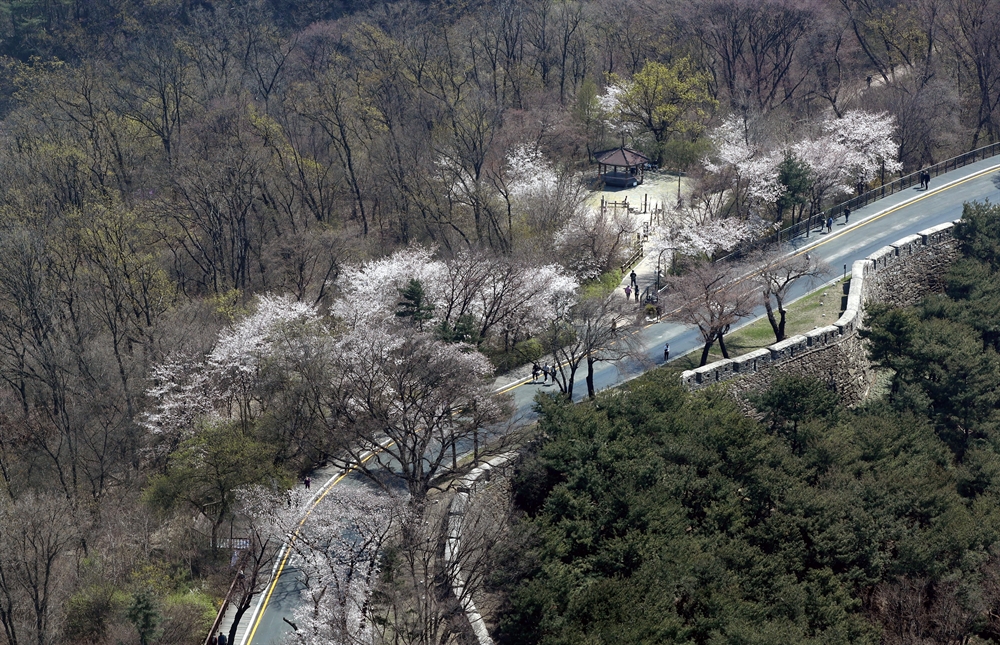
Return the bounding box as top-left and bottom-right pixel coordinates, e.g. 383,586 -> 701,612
444,452 -> 520,645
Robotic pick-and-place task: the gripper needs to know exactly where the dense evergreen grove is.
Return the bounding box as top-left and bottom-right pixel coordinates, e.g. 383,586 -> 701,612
496,202 -> 1000,645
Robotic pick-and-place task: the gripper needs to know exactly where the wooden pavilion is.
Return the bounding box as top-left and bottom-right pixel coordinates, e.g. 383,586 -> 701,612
594,147 -> 651,188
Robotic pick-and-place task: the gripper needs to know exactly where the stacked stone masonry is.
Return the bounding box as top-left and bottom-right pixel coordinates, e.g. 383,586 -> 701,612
681,222 -> 962,403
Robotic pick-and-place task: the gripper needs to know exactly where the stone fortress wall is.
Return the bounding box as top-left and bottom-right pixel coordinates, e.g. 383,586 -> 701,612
681,222 -> 963,403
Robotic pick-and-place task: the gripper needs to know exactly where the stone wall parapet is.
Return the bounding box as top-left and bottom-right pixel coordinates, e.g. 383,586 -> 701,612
682,221 -> 962,398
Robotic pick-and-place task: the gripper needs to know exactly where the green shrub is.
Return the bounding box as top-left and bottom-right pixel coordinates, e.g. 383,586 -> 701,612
156,592 -> 216,645
64,584 -> 126,643
488,338 -> 545,374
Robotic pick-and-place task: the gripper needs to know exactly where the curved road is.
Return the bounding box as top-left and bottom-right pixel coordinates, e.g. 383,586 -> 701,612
502,156 -> 1000,411
239,157 -> 1000,645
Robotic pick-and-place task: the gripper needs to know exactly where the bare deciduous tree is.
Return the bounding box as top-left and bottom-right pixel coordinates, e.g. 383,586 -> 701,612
0,492 -> 80,645
666,259 -> 760,366
325,328 -> 512,505
544,289 -> 643,399
756,252 -> 830,342
691,0 -> 814,112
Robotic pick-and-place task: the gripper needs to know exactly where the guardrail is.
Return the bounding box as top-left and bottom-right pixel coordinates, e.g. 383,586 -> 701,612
204,550 -> 249,645
620,245 -> 643,274
716,141 -> 1000,264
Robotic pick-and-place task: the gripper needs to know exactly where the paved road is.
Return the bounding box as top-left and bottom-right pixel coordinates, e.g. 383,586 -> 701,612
499,157 -> 1000,413
238,157 -> 1000,645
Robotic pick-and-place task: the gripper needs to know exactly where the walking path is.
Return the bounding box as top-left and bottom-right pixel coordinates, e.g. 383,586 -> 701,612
239,155 -> 1000,644
494,156 -> 1000,398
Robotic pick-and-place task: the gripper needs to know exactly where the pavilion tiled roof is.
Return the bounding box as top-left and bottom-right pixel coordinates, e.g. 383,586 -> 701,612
594,147 -> 650,167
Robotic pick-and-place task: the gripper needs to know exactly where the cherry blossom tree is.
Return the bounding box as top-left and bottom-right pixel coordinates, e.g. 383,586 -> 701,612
487,143 -> 592,256
331,248 -> 446,329
206,295 -> 326,429
331,248 -> 577,349
224,485 -> 309,645
788,110 -> 901,217
491,142 -> 559,202
697,110 -> 900,227
282,487 -> 408,645
144,295 -> 327,439
553,206 -> 637,280
142,354 -> 218,456
702,114 -> 785,218
323,326 -> 512,505
145,291 -> 516,512
596,82 -> 640,142
143,294 -> 335,473
792,135 -> 853,217
435,252 -> 578,347
668,214 -> 768,259
827,109 -> 903,187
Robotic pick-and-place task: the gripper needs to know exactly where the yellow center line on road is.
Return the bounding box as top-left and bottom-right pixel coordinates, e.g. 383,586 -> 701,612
494,162 -> 1000,394
787,163 -> 1000,259
244,449 -> 380,645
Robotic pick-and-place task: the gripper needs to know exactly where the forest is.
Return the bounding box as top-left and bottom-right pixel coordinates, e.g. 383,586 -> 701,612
0,0 -> 999,643
494,202 -> 1000,645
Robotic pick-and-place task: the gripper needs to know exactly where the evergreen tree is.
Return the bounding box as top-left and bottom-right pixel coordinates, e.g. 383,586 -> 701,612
436,313 -> 480,344
395,278 -> 435,330
776,154 -> 812,222
126,590 -> 160,645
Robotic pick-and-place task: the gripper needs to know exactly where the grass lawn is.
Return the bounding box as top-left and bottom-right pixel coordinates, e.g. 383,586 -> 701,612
674,276 -> 851,370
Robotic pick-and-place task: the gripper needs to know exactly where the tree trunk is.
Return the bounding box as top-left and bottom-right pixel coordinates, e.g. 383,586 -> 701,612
764,298 -> 782,341
554,363 -> 578,400
700,339 -> 713,366
717,332 -> 730,359
586,357 -> 597,399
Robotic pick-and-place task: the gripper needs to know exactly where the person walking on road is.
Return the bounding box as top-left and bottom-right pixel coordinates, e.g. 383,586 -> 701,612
634,286 -> 640,302
843,207 -> 850,224
923,170 -> 931,190
531,363 -> 540,382
629,270 -> 637,288
826,216 -> 833,233
624,285 -> 632,301
663,342 -> 670,361
218,633 -> 228,645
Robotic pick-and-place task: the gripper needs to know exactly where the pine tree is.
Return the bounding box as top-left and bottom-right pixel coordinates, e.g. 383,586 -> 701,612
126,590 -> 160,645
395,278 -> 435,330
